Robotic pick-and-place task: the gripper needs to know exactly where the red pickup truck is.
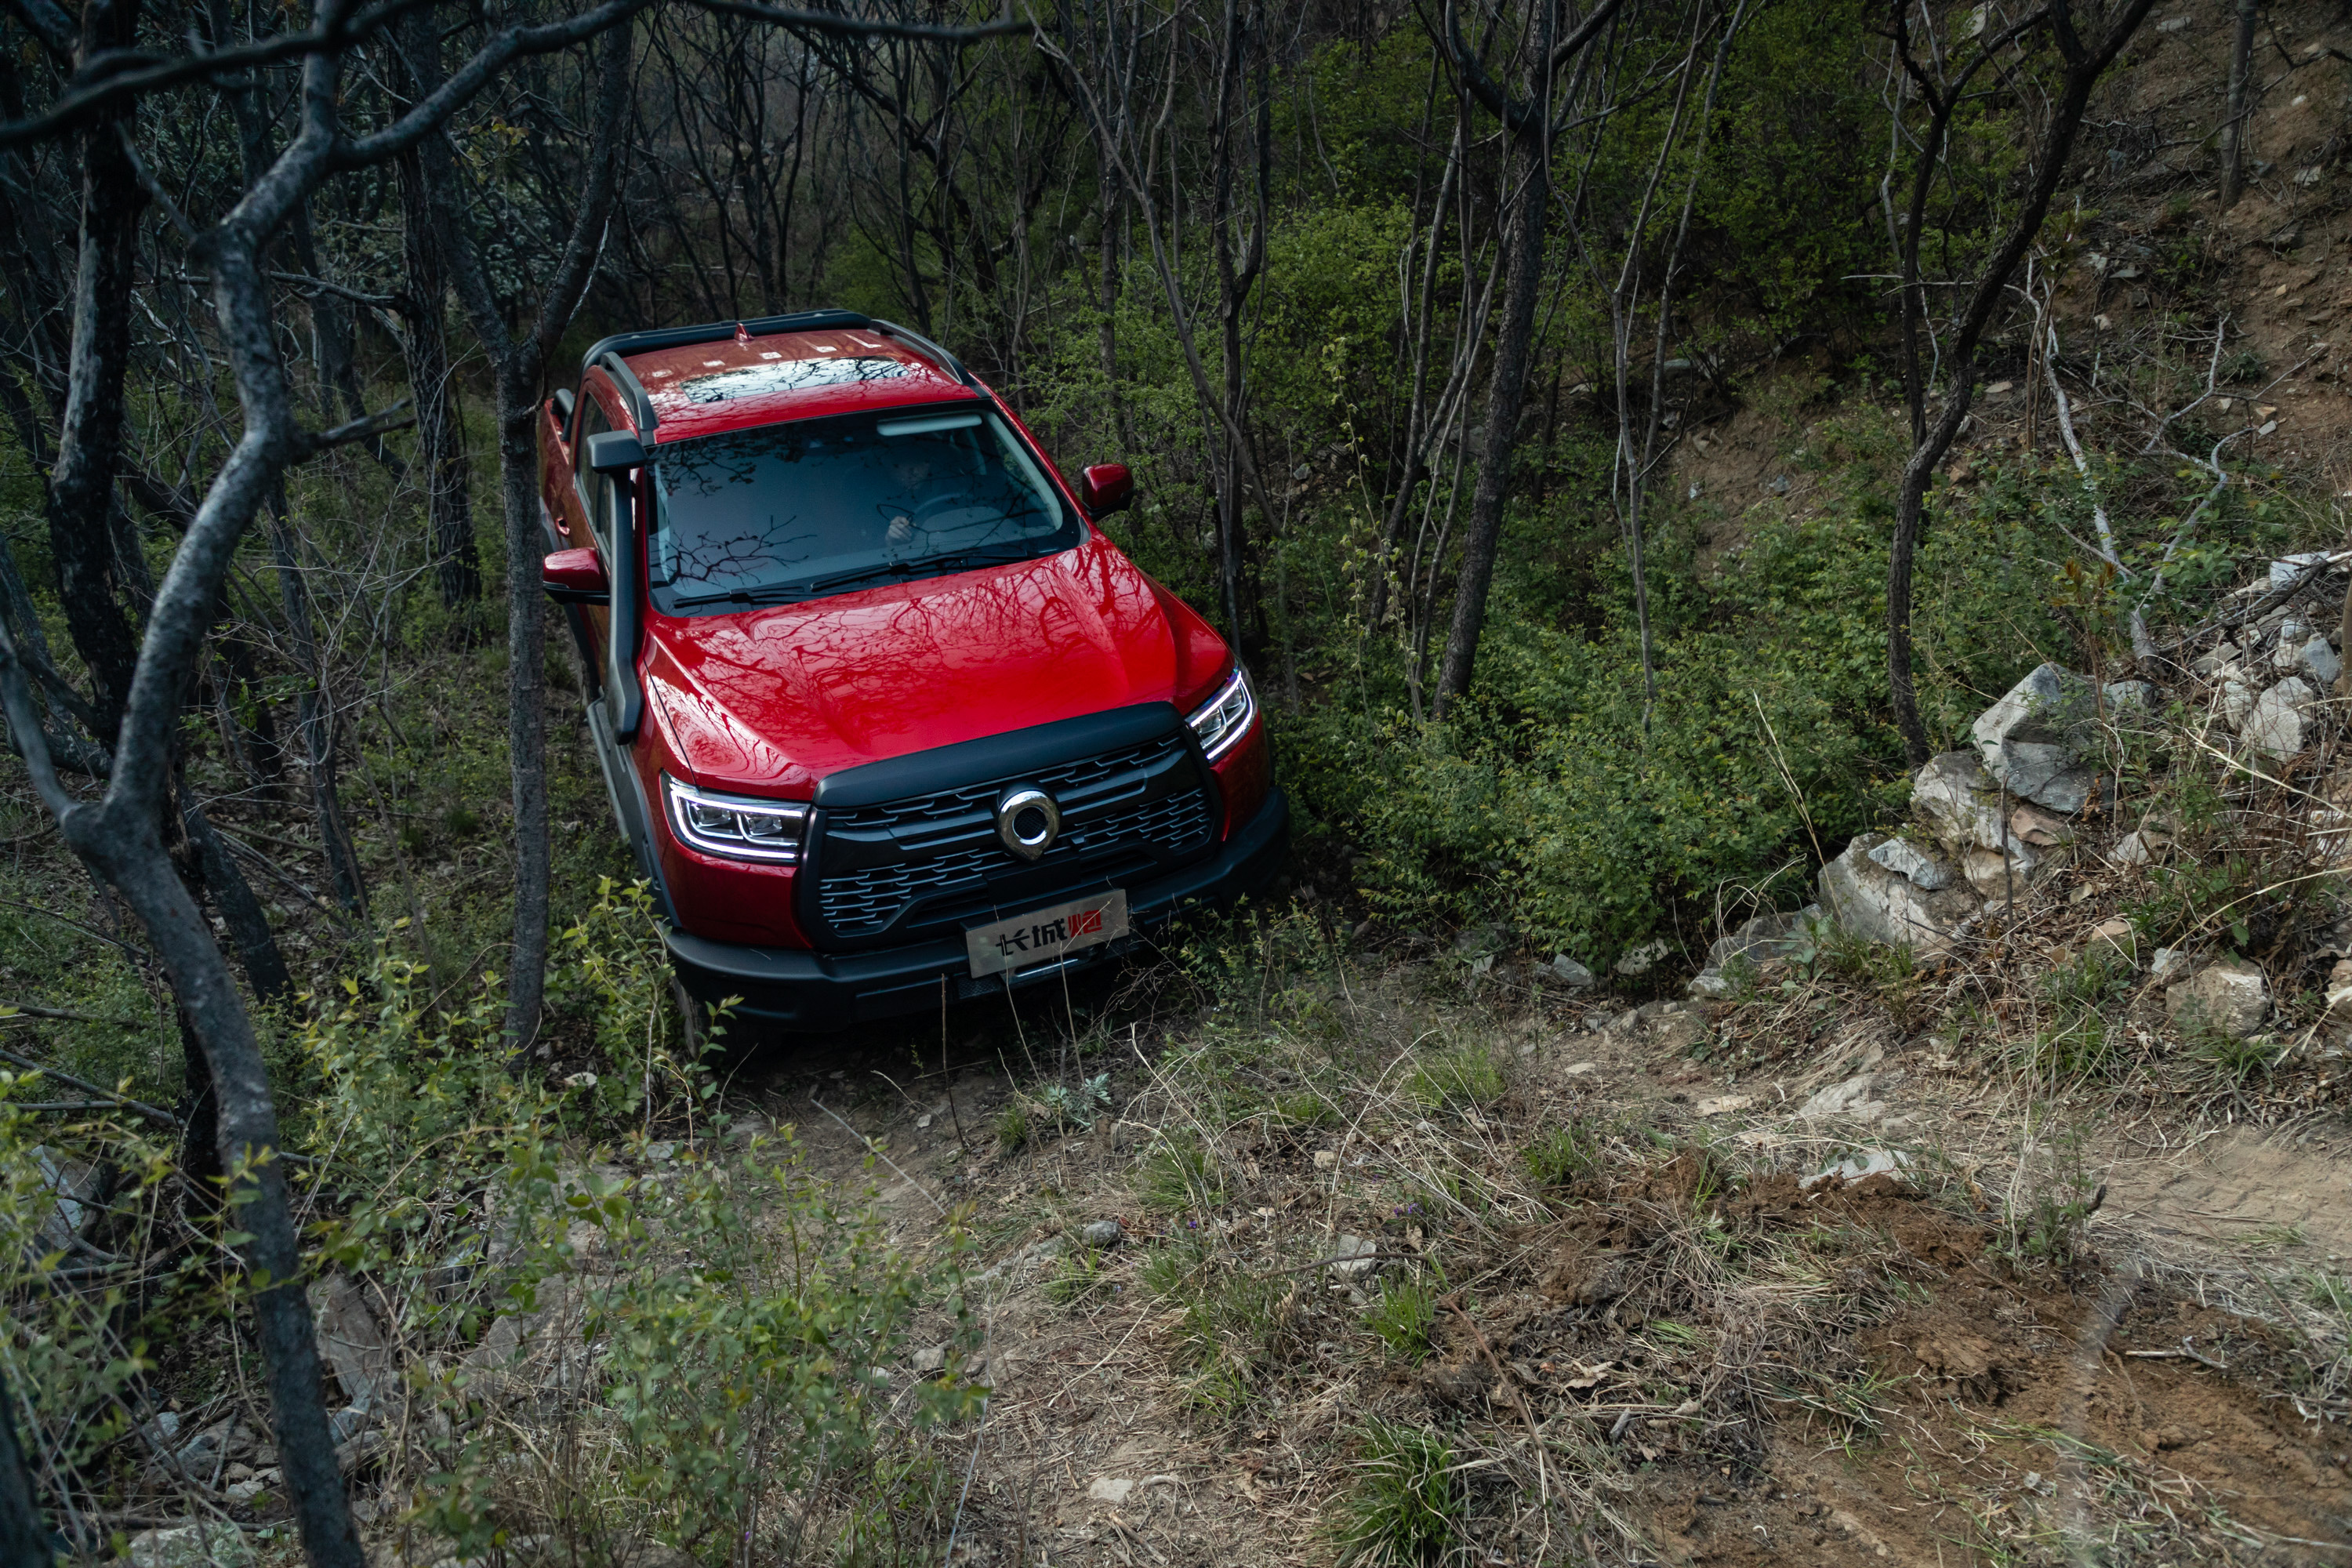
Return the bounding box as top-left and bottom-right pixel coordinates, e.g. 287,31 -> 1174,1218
538,310 -> 1286,1031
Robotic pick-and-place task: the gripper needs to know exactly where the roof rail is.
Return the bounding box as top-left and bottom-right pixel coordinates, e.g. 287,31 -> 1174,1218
870,319 -> 979,389
597,351 -> 661,434
577,308 -> 877,379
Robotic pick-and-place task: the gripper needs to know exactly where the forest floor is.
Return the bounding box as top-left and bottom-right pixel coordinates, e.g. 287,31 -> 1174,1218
682,922 -> 2352,1568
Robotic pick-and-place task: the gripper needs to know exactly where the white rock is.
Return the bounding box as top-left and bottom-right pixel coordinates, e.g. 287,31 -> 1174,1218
2192,643 -> 2239,677
129,1524 -> 256,1568
912,1344 -> 947,1373
1958,843 -> 2038,906
2300,634 -> 2343,688
1548,953 -> 1595,989
1312,1149 -> 1340,1171
2271,552 -> 2332,589
2165,958 -> 2270,1038
1686,972 -> 1733,999
1694,1094 -> 1755,1116
1801,1149 -> 1911,1190
1798,1075 -> 1886,1121
2111,830 -> 2154,866
1911,750 -> 2009,854
1088,1477 -> 1136,1504
2220,670 -> 2258,728
2148,946 -> 2191,983
1327,1234 -> 1381,1280
2244,677 -> 2318,759
1082,1219 -> 1124,1248
310,1273 -> 392,1414
1613,939 -> 1671,977
2326,959 -> 2352,1027
1867,836 -> 1956,890
2104,680 -> 2156,710
1972,663 -> 2100,811
1819,834 -> 1980,953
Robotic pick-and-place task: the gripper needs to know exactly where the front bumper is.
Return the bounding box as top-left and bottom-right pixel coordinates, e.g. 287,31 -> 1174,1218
665,786 -> 1290,1030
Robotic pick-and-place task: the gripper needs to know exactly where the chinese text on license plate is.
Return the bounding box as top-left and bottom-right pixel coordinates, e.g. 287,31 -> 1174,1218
966,889 -> 1129,978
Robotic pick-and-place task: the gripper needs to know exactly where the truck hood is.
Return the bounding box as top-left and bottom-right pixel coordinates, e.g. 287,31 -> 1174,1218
644,534 -> 1224,794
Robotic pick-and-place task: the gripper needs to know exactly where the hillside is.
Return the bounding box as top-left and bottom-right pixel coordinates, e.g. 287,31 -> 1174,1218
8,0 -> 2352,1564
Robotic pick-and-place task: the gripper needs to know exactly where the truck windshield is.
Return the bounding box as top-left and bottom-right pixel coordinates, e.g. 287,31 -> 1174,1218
645,402 -> 1080,612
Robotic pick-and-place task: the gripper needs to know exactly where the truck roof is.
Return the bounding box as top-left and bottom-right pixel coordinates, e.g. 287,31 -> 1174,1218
582,311 -> 982,444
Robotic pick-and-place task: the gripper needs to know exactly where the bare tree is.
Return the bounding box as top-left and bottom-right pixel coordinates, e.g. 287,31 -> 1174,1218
1428,0 -> 1623,715
2217,0 -> 2257,209
1883,0 -> 2158,766
432,21 -> 632,1049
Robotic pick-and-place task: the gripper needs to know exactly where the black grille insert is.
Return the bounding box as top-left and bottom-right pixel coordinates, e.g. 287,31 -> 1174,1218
806,729 -> 1214,943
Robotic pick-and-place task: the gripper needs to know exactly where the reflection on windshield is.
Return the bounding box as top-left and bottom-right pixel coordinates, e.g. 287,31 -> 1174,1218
647,402 -> 1077,612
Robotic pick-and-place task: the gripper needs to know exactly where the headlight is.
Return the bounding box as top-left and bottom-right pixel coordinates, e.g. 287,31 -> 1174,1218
1185,665 -> 1258,761
661,775 -> 809,862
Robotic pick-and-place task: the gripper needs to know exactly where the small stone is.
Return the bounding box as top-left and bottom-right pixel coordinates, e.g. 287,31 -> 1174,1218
2245,677 -> 2318,759
562,1070 -> 599,1091
2166,958 -> 2270,1038
129,1523 -> 256,1568
1561,1061 -> 1599,1076
2104,680 -> 2156,710
2111,830 -> 2155,866
1549,953 -> 1595,989
1081,1219 -> 1124,1249
1801,1149 -> 1910,1190
1328,1234 -> 1381,1280
1687,971 -> 1732,999
2192,643 -> 2239,677
1867,835 -> 1956,890
2300,634 -> 2343,688
1694,1094 -> 1755,1116
2325,960 -> 2352,1027
2220,671 -> 2258,728
1088,1477 -> 1136,1504
2008,803 -> 2074,848
2270,552 -> 2332,589
1798,1075 -> 1882,1120
1614,939 -> 1671,977
641,1141 -> 676,1163
1312,1149 -> 1340,1171
2149,947 -> 2191,983
912,1344 -> 947,1373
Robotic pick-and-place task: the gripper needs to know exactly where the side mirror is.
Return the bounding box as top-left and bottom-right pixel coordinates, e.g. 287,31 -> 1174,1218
1079,462 -> 1134,517
543,547 -> 610,605
551,387 -> 576,427
586,430 -> 644,475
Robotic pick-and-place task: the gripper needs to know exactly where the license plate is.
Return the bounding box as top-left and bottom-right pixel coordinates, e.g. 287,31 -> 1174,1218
966,889 -> 1128,978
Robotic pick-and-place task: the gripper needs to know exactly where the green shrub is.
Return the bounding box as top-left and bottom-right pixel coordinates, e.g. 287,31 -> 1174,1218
1523,1119 -> 1606,1189
1404,1046 -> 1505,1114
1330,1418 -> 1465,1567
1363,1277 -> 1439,1364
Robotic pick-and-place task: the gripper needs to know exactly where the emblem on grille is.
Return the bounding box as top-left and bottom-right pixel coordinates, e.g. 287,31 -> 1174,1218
994,785 -> 1061,861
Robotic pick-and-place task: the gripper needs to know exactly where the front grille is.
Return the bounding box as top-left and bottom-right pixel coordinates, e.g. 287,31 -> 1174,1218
808,730 -> 1214,943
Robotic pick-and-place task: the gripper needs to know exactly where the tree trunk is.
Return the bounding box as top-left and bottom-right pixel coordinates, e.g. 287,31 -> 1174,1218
497,388 -> 552,1048
264,499 -> 368,916
0,1361 -> 53,1567
1432,128 -> 1545,715
2218,0 -> 2258,209
46,0 -> 151,743
396,18 -> 481,609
